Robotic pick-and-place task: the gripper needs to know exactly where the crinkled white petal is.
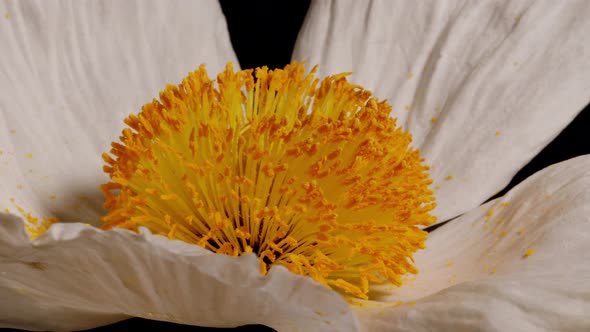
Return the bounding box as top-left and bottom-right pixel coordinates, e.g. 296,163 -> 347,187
0,216 -> 357,331
354,155 -> 590,331
293,0 -> 590,223
0,0 -> 238,223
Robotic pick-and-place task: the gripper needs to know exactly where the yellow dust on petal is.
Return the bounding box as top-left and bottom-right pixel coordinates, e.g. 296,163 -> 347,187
448,274 -> 457,284
101,62 -> 437,300
495,130 -> 501,136
404,105 -> 411,111
431,117 -> 437,123
10,200 -> 58,240
445,261 -> 454,267
9,129 -> 16,134
485,208 -> 494,221
499,202 -> 510,208
16,184 -> 23,190
407,73 -> 414,79
25,153 -> 33,159
518,228 -> 525,235
445,175 -> 454,181
524,248 -> 534,257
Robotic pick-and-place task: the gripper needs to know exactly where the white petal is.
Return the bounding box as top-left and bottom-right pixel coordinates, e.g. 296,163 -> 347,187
0,1 -> 238,223
293,0 -> 590,223
0,216 -> 357,331
354,155 -> 590,331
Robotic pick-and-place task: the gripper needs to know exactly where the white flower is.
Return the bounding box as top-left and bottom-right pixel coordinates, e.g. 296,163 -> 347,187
1,1 -> 589,331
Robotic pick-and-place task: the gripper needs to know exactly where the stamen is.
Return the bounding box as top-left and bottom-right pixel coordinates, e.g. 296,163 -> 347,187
101,62 -> 436,300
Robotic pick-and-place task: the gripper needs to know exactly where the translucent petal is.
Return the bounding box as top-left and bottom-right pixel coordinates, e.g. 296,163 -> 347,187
0,0 -> 238,223
0,217 -> 356,331
354,155 -> 590,331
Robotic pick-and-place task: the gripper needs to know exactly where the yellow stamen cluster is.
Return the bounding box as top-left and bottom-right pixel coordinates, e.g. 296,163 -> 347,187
101,62 -> 436,299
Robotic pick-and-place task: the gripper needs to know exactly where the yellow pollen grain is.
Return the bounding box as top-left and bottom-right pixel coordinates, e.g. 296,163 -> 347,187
499,202 -> 510,208
445,261 -> 454,267
4,13 -> 10,19
0,150 -> 3,155
431,117 -> 438,123
16,184 -> 23,190
25,153 -> 33,159
435,185 -> 440,190
404,105 -> 411,111
490,267 -> 497,274
4,208 -> 10,213
99,62 -> 437,301
500,230 -> 507,237
49,194 -> 56,199
9,129 -> 16,134
495,130 -> 501,136
524,248 -> 534,257
11,203 -> 58,240
445,175 -> 454,180
518,228 -> 525,235
407,73 -> 414,79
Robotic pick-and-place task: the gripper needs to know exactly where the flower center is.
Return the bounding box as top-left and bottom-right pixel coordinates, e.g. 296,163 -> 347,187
101,62 -> 436,300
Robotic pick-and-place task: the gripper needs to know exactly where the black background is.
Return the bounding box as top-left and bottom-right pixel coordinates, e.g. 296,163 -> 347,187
3,1 -> 588,331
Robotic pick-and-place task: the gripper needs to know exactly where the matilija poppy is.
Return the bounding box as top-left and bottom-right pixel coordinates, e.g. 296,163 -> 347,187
1,1 -> 589,331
